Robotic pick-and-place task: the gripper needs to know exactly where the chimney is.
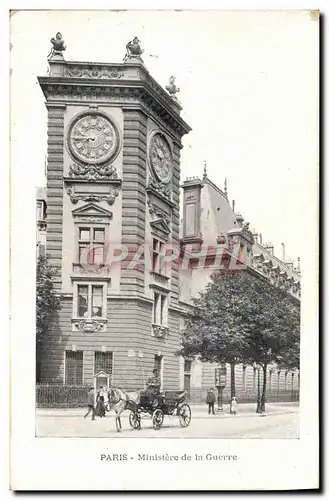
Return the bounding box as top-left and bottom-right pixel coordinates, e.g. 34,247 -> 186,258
232,200 -> 235,213
181,176 -> 204,245
252,232 -> 258,244
281,243 -> 285,262
297,257 -> 300,272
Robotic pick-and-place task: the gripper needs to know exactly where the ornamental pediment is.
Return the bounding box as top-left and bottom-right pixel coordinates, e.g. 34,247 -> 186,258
72,202 -> 113,219
150,218 -> 171,236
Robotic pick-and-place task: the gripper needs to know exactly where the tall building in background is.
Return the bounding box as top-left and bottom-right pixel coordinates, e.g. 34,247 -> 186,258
36,35 -> 300,401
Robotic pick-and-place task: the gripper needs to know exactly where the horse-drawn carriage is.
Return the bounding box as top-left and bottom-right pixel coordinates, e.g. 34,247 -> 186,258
128,389 -> 192,430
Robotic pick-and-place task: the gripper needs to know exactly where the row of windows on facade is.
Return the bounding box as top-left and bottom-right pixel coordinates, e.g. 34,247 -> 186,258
184,363 -> 299,392
78,230 -> 166,275
65,350 -> 163,385
77,285 -> 168,325
75,234 -> 168,323
246,366 -> 299,391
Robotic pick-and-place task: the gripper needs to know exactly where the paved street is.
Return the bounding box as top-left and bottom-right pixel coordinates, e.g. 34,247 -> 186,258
36,402 -> 299,439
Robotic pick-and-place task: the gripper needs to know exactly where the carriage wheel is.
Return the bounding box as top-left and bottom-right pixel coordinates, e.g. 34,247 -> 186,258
178,403 -> 191,427
129,411 -> 141,430
152,409 -> 164,430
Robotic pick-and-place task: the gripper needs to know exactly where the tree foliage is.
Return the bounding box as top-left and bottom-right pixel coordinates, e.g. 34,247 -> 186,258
180,269 -> 300,408
36,254 -> 61,382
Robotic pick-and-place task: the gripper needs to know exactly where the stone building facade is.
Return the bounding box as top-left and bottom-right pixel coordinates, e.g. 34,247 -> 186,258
178,173 -> 300,402
36,40 -> 300,402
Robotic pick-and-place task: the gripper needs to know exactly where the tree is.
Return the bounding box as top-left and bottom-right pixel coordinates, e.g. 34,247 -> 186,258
36,254 -> 61,383
180,270 -> 256,399
180,269 -> 300,412
242,278 -> 300,412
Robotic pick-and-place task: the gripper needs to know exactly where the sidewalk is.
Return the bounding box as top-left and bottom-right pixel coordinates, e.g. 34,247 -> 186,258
36,402 -> 299,418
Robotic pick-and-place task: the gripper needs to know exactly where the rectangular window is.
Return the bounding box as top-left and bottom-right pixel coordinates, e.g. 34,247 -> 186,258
153,293 -> 159,323
94,351 -> 113,375
184,359 -> 191,395
160,295 -> 166,324
152,238 -> 165,275
184,360 -> 192,373
154,354 -> 163,374
153,292 -> 167,326
77,284 -> 104,318
36,201 -> 43,220
80,228 -> 90,240
92,286 -> 103,317
78,227 -> 105,264
65,350 -> 83,384
78,285 -> 88,318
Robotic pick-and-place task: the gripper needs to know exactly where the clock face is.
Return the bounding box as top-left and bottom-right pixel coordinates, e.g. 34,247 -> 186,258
67,112 -> 119,164
149,133 -> 173,184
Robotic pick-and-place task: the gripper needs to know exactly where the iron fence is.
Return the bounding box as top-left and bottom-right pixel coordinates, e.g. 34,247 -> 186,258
36,384 -> 299,408
188,388 -> 300,404
36,384 -> 90,408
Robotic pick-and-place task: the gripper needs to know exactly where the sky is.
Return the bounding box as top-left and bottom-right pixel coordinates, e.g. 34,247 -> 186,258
10,9 -> 318,266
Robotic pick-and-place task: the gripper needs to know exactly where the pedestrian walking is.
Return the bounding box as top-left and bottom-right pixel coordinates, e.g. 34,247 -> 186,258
96,386 -> 106,417
206,388 -> 216,415
84,386 -> 95,420
230,396 -> 237,415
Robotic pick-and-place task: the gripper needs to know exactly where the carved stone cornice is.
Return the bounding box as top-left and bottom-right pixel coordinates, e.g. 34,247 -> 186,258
150,271 -> 170,286
64,65 -> 125,79
147,198 -> 171,225
72,318 -> 107,333
72,263 -> 111,278
45,60 -> 183,111
66,163 -> 121,183
67,187 -> 119,206
38,67 -> 191,139
149,282 -> 170,293
146,177 -> 176,208
152,324 -> 169,339
71,202 -> 113,222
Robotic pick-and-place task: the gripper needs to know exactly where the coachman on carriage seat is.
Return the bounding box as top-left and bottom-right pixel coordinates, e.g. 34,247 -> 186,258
140,369 -> 163,407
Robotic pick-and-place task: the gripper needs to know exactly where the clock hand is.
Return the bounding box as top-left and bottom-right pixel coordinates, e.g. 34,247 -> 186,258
72,135 -> 89,141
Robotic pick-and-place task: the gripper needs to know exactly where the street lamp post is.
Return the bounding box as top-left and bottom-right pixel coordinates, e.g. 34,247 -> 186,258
215,365 -> 227,412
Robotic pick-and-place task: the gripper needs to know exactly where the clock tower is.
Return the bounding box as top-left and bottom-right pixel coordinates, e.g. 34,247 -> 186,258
38,35 -> 191,389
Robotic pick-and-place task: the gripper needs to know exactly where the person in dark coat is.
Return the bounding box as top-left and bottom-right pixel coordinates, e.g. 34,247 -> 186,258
96,386 -> 106,417
206,388 -> 216,415
84,387 -> 95,420
146,369 -> 161,392
146,369 -> 163,407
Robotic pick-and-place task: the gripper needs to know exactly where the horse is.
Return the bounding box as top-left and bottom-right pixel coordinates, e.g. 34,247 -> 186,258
107,388 -> 139,432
